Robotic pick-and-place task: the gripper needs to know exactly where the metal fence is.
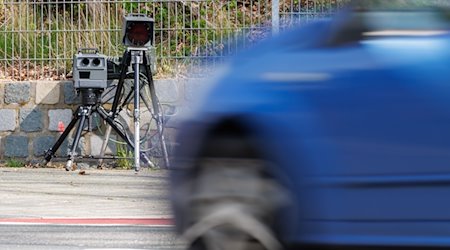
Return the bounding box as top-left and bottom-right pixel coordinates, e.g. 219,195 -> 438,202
0,0 -> 346,80
278,0 -> 347,30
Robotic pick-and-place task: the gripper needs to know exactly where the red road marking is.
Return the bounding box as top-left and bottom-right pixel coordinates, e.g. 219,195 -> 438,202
0,218 -> 173,226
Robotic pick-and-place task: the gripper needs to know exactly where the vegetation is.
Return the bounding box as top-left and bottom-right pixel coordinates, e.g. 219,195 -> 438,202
5,158 -> 25,168
115,143 -> 133,169
0,0 -> 347,80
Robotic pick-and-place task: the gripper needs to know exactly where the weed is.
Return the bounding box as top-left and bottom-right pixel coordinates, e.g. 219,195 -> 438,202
116,143 -> 133,170
5,158 -> 25,168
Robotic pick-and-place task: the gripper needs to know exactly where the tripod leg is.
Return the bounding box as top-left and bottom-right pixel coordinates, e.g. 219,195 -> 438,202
66,111 -> 87,171
143,58 -> 170,168
43,111 -> 80,165
157,120 -> 170,168
111,51 -> 130,116
97,124 -> 112,168
96,107 -> 155,169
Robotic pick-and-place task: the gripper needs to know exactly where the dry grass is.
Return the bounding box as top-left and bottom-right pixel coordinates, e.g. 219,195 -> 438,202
0,0 -> 344,80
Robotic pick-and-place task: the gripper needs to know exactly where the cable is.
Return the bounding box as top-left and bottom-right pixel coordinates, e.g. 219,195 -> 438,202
95,71 -> 167,153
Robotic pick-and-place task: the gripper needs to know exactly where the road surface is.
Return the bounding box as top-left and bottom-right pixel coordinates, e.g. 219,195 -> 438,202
0,167 -> 184,249
0,224 -> 184,249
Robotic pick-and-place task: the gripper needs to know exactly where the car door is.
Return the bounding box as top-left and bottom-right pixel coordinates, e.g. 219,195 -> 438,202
294,35 -> 450,245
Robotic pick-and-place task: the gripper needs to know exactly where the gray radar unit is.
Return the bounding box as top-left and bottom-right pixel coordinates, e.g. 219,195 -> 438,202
73,48 -> 108,90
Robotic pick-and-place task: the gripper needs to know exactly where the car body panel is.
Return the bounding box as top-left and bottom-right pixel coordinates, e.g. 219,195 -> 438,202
171,9 -> 450,248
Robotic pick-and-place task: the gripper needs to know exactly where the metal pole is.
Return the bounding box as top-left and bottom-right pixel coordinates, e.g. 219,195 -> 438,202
131,49 -> 144,172
133,54 -> 141,172
272,0 -> 280,35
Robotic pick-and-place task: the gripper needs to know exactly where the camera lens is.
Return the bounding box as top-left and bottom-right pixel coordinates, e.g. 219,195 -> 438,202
92,58 -> 101,66
81,58 -> 90,66
127,22 -> 151,46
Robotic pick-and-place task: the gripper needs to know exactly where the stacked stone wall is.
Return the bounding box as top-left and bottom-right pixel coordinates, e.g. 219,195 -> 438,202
0,79 -> 196,164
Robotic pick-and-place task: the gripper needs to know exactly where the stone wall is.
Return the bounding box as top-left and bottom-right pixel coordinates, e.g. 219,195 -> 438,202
0,79 -> 195,164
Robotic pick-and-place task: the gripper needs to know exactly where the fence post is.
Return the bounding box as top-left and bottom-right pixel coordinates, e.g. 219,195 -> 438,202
272,0 -> 280,35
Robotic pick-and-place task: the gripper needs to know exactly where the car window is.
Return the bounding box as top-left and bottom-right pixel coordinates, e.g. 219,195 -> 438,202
350,0 -> 450,9
344,1 -> 450,32
361,11 -> 450,31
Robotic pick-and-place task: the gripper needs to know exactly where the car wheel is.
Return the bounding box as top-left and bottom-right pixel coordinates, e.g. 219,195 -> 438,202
182,143 -> 290,250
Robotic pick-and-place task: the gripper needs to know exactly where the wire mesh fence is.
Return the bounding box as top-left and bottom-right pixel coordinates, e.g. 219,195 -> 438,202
279,0 -> 348,29
0,0 -> 346,80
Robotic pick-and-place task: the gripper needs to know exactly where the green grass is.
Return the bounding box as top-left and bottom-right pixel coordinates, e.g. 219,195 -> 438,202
5,158 -> 25,168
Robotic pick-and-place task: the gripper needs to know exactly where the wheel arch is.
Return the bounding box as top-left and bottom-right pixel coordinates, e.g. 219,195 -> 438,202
197,117 -> 260,158
196,116 -> 300,239
172,116 -> 300,243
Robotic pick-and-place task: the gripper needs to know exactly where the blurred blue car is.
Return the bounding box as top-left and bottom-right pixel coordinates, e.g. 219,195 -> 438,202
171,2 -> 450,250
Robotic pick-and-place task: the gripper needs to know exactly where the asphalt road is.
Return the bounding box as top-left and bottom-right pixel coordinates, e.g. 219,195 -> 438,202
0,167 -> 184,249
0,167 -> 171,218
0,224 -> 184,250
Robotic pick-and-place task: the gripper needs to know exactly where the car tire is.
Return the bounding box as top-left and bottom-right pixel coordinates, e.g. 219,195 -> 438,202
182,137 -> 290,250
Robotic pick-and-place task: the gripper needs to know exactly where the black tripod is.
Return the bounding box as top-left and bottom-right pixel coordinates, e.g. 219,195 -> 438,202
43,47 -> 169,171
107,47 -> 169,170
43,88 -> 153,171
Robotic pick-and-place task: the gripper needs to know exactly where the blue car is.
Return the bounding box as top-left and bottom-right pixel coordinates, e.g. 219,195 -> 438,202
171,2 -> 450,249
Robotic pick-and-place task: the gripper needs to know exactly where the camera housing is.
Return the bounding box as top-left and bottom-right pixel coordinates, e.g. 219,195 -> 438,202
122,13 -> 154,47
73,48 -> 108,90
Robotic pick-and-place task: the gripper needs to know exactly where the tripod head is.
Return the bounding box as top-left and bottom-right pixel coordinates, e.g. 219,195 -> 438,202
106,46 -> 157,80
80,88 -> 103,106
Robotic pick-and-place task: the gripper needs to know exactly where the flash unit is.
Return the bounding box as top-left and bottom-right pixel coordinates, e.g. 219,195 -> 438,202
122,13 -> 154,47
